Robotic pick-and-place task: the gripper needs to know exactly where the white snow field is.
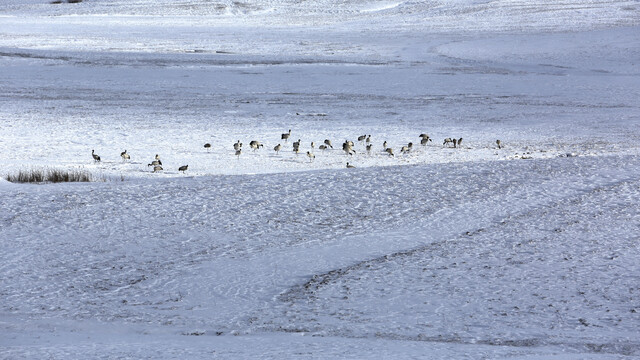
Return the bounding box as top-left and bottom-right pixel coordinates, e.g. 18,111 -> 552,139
1,0 -> 640,358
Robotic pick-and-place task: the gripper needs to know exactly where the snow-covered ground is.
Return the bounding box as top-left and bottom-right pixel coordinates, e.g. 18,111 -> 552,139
1,0 -> 639,358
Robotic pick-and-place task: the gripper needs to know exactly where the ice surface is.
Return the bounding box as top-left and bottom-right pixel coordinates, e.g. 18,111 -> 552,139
1,0 -> 639,358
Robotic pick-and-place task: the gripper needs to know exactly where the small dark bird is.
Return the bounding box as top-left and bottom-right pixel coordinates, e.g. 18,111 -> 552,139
179,165 -> 188,173
204,143 -> 211,151
92,150 -> 101,162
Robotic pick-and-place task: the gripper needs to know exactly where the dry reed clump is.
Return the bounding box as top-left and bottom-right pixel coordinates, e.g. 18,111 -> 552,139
5,168 -> 95,183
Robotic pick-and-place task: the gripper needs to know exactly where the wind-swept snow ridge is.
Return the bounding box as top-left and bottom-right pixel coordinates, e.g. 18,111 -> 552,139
2,156 -> 640,358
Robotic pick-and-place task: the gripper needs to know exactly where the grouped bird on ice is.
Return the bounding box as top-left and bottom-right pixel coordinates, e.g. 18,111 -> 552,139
89,129 -> 502,174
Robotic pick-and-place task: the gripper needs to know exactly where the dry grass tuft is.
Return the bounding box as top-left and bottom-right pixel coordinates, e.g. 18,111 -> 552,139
6,168 -> 96,183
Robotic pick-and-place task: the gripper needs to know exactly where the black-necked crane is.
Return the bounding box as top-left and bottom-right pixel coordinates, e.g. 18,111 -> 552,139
346,162 -> 355,168
324,139 -> 333,149
92,150 -> 101,162
274,143 -> 282,154
306,151 -> 315,162
281,129 -> 291,142
385,147 -> 394,157
120,150 -> 130,161
204,143 -> 211,152
249,140 -> 263,151
178,165 -> 188,173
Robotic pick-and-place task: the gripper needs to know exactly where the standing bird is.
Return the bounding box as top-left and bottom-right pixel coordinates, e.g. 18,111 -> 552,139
306,151 -> 315,162
233,140 -> 242,151
458,138 -> 463,148
496,139 -> 502,149
366,135 -> 371,144
281,129 -> 291,142
366,143 -> 372,154
274,144 -> 282,154
152,165 -> 163,173
452,138 -> 458,148
346,162 -> 355,168
401,146 -> 410,154
319,145 -> 327,151
120,150 -> 130,161
235,148 -> 242,158
421,137 -> 429,146
204,143 -> 211,152
178,165 -> 188,173
383,141 -> 388,150
324,139 -> 333,149
311,141 -> 315,149
92,150 -> 101,162
358,135 -> 367,143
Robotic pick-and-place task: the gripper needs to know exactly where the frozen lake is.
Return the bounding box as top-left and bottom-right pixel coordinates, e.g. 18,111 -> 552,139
1,0 -> 639,358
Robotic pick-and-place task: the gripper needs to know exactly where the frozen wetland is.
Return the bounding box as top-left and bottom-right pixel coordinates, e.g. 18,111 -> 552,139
1,0 -> 639,358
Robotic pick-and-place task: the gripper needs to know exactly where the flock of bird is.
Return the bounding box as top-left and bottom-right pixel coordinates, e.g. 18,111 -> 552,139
90,131 -> 504,173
